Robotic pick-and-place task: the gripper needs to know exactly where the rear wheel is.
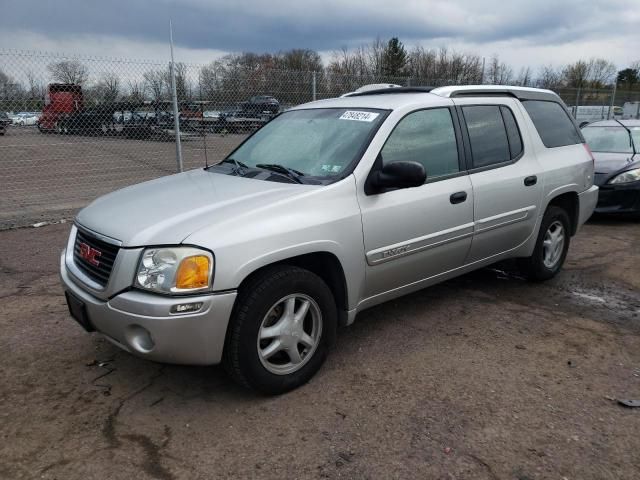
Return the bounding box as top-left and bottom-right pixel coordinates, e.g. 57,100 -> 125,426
519,206 -> 571,281
223,265 -> 336,395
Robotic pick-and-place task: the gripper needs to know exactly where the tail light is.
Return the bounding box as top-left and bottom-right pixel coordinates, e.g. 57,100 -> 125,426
583,143 -> 595,187
583,143 -> 595,167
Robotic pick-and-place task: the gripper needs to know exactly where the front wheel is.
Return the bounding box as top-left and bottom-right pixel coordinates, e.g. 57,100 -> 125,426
518,206 -> 571,281
223,265 -> 337,395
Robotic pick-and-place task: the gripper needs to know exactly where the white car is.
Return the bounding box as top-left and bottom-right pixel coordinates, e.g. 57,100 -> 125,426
13,112 -> 39,126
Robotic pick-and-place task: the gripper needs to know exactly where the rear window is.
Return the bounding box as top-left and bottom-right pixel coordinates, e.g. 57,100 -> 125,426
462,105 -> 511,168
501,106 -> 523,158
522,100 -> 582,148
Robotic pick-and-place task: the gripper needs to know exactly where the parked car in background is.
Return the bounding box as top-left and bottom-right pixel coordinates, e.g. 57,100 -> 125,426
0,112 -> 11,135
622,102 -> 640,120
568,105 -> 623,127
582,119 -> 640,216
60,85 -> 597,394
243,95 -> 280,115
13,112 -> 40,126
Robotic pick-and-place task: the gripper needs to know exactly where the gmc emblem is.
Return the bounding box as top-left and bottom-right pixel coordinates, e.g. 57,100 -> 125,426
79,242 -> 102,267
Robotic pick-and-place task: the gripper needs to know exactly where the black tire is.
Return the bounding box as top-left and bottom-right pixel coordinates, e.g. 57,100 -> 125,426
518,205 -> 571,281
223,265 -> 337,395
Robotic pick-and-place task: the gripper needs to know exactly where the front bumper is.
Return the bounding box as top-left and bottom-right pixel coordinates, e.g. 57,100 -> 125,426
60,250 -> 237,365
594,181 -> 640,215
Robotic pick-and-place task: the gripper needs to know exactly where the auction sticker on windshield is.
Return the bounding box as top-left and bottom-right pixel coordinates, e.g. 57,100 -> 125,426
339,111 -> 380,122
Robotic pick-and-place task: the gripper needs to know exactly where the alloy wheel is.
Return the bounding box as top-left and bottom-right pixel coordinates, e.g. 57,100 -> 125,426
257,294 -> 322,375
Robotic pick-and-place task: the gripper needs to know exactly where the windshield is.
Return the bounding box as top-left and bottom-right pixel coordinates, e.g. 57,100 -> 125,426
225,108 -> 386,181
631,127 -> 640,149
582,126 -> 634,154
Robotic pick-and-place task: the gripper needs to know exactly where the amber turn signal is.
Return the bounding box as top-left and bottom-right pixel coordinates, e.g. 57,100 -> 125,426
175,255 -> 210,289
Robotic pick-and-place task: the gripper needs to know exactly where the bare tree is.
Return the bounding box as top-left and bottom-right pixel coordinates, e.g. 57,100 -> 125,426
328,46 -> 371,77
486,55 -> 513,85
407,46 -> 438,80
536,65 -> 562,89
562,60 -> 590,88
143,69 -> 165,101
560,58 -> 615,89
95,72 -> 120,103
516,67 -> 533,86
273,49 -> 323,72
47,60 -> 89,84
0,69 -> 23,100
25,70 -> 45,99
406,47 -> 481,84
127,80 -> 146,104
368,37 -> 386,76
199,63 -> 219,100
164,62 -> 192,101
588,58 -> 616,87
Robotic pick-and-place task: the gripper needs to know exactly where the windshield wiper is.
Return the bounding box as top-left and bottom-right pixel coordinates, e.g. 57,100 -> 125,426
614,119 -> 637,155
255,163 -> 305,184
220,158 -> 249,175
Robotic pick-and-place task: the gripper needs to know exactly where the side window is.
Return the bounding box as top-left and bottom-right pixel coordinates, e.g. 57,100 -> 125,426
462,106 -> 510,168
522,100 -> 582,148
381,108 -> 459,179
501,106 -> 523,159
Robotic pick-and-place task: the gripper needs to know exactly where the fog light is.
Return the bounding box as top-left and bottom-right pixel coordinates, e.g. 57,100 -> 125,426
171,302 -> 203,314
125,325 -> 154,353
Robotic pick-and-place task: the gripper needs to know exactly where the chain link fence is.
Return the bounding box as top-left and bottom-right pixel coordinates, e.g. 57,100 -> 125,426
2,49 -> 640,229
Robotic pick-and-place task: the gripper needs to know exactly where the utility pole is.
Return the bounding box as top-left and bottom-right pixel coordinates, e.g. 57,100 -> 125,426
169,20 -> 183,173
608,81 -> 617,120
312,71 -> 317,101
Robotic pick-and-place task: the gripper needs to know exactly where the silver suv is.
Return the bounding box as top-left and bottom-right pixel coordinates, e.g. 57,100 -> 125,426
60,86 -> 598,394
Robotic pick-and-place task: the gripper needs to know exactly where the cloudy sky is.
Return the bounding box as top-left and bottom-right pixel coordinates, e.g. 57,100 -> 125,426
1,0 -> 638,70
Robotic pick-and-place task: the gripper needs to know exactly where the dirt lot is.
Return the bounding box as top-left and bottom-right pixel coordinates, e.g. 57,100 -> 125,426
0,127 -> 245,229
1,219 -> 639,480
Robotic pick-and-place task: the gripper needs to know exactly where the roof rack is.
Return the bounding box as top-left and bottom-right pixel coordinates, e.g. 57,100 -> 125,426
347,86 -> 435,97
430,85 -> 558,102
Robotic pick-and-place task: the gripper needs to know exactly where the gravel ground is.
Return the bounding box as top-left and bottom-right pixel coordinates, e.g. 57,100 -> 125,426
1,219 -> 639,479
0,127 -> 245,229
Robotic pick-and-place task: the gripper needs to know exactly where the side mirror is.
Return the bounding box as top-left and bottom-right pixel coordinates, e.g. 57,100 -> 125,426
366,161 -> 426,194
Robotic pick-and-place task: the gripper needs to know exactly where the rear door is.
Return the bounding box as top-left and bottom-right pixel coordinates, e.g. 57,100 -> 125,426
455,98 -> 543,262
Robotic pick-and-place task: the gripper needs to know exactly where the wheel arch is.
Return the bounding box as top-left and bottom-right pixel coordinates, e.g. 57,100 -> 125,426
234,251 -> 350,326
544,190 -> 579,236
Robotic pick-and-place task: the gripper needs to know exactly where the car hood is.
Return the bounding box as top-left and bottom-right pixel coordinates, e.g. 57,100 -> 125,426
593,152 -> 638,174
76,169 -> 315,246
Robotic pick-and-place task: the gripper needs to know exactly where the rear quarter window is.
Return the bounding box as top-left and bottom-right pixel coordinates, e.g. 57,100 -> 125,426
522,100 -> 583,148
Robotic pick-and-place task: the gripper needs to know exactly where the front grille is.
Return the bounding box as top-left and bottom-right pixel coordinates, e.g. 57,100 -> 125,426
73,228 -> 120,287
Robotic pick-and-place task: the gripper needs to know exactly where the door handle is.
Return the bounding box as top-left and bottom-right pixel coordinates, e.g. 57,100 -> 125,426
450,191 -> 467,204
524,175 -> 537,186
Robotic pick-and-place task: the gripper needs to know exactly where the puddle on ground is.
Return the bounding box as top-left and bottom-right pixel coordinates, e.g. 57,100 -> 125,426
571,291 -> 606,303
569,286 -> 640,316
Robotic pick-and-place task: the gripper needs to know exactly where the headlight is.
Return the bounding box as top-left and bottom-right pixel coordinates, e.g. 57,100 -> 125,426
135,247 -> 213,294
609,168 -> 640,185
